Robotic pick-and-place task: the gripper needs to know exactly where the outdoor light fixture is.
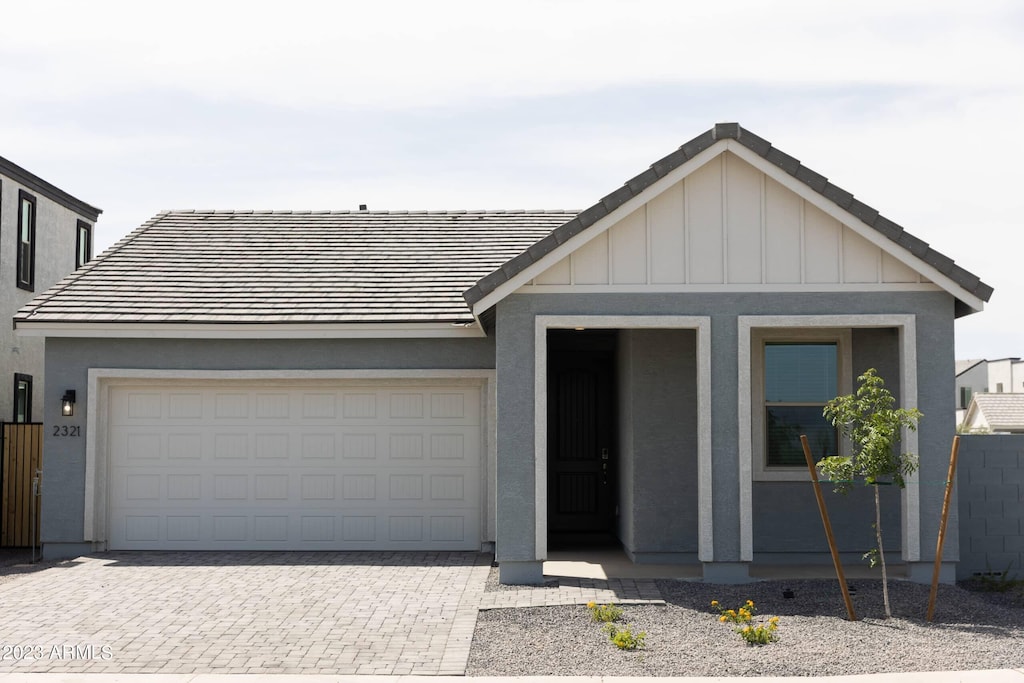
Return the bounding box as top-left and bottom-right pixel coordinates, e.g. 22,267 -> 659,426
61,390 -> 76,417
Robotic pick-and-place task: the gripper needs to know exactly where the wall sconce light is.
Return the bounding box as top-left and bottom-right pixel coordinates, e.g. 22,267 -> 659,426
61,390 -> 76,417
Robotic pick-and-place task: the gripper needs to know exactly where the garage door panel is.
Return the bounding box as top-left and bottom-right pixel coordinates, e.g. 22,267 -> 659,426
108,381 -> 483,551
116,428 -> 479,465
112,467 -> 479,506
112,507 -> 480,550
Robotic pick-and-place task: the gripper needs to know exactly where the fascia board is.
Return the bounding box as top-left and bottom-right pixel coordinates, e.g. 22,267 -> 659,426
14,321 -> 486,339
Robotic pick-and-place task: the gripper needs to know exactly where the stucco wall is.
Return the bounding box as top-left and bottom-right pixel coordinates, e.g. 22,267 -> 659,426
493,289 -> 955,570
957,434 -> 1024,579
41,336 -> 496,547
753,327 -> 904,557
618,328 -> 698,559
2,177 -> 95,422
616,332 -> 636,550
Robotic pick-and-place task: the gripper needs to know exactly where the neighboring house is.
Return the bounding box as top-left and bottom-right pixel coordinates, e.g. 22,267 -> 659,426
960,393 -> 1024,434
956,358 -> 1024,422
14,123 -> 992,585
1,155 -> 100,423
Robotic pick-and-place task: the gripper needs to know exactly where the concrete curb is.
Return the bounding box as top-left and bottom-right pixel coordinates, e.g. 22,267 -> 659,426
0,669 -> 1023,682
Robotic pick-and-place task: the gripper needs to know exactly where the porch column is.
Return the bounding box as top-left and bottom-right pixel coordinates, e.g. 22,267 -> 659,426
494,299 -> 544,584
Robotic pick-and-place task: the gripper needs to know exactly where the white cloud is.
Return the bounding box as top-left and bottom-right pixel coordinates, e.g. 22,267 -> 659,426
1,0 -> 1021,359
4,0 -> 1022,109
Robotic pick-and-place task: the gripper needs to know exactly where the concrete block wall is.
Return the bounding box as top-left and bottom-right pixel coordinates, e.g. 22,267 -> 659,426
957,434 -> 1024,578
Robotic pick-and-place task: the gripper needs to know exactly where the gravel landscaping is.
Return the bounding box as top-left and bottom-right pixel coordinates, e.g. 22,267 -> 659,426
468,577 -> 1024,677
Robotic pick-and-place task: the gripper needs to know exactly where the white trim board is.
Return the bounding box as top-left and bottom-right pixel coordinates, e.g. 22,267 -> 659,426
736,314 -> 919,563
17,322 -> 485,339
533,315 -> 713,562
517,283 -> 944,295
83,368 -> 497,548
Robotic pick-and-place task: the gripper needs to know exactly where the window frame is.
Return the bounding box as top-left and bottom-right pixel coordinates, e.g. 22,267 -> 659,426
76,220 -> 93,269
960,386 -> 973,409
16,190 -> 37,291
13,373 -> 32,423
751,328 -> 852,481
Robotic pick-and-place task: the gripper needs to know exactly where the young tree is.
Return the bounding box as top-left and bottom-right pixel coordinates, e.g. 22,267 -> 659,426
818,368 -> 923,619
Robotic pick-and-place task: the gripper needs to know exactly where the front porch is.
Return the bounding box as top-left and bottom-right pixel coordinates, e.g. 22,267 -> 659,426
495,307 -> 937,586
540,547 -> 907,582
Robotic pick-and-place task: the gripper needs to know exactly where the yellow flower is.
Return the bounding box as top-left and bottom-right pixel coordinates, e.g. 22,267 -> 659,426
719,615 -> 727,622
746,600 -> 754,607
727,609 -> 736,616
769,616 -> 780,623
587,601 -> 595,609
742,626 -> 751,633
710,600 -> 719,607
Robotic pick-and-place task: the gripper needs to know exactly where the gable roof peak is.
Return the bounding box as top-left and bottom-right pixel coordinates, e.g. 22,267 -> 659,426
464,122 -> 993,314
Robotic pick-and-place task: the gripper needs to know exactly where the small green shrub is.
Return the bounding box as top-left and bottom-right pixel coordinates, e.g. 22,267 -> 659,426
712,599 -> 780,645
737,617 -> 780,645
603,622 -> 646,650
586,601 -> 623,623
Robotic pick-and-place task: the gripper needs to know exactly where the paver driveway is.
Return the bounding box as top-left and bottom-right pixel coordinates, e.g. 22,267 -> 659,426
0,551 -> 489,675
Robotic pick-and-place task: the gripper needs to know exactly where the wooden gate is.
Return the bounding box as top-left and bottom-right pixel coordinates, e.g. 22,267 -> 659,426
1,423 -> 43,547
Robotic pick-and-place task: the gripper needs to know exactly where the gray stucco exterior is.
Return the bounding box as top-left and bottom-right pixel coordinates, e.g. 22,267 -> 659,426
39,289 -> 959,584
493,289 -> 955,583
617,329 -> 699,561
41,336 -> 496,557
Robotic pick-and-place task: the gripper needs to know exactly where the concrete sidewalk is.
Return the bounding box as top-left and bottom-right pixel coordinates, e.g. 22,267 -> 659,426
0,668 -> 1022,682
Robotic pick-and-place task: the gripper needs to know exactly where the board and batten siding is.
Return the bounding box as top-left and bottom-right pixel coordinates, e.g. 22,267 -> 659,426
526,152 -> 923,290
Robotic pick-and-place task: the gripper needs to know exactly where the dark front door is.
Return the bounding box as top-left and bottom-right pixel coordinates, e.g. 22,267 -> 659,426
547,332 -> 616,543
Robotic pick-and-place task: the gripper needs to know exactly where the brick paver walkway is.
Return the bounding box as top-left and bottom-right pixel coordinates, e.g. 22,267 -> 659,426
478,577 -> 665,609
0,551 -> 489,676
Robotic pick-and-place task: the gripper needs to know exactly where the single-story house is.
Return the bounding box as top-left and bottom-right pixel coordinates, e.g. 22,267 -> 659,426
16,123 -> 992,584
961,393 -> 1024,434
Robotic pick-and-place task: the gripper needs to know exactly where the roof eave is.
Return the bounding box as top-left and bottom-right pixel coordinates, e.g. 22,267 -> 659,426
0,154 -> 102,221
14,320 -> 486,339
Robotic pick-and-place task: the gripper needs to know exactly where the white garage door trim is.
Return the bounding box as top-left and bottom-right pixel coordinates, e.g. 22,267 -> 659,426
85,369 -> 496,550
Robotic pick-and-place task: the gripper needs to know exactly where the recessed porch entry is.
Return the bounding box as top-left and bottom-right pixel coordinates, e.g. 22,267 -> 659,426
544,325 -> 709,563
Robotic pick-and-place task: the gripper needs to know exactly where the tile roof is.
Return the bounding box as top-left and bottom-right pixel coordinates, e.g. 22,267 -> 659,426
463,123 -> 994,315
967,393 -> 1024,432
15,210 -> 573,326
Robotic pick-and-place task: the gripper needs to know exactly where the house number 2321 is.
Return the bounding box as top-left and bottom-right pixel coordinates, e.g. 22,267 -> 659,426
52,425 -> 81,437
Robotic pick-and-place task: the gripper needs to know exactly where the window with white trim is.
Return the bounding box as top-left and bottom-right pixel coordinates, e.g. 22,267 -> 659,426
751,328 -> 851,480
765,342 -> 838,466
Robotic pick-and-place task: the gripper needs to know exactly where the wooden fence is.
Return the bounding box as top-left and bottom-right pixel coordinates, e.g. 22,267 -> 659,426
1,423 -> 43,547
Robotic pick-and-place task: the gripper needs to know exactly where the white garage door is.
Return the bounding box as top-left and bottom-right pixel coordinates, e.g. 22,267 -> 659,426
106,380 -> 482,550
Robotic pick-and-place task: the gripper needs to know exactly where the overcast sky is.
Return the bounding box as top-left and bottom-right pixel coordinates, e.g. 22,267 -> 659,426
2,0 -> 1020,359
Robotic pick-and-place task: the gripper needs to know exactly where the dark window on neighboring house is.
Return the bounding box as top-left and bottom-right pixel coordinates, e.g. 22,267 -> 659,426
13,374 -> 32,423
764,342 -> 839,466
76,220 -> 92,268
17,190 -> 36,291
996,382 -> 1004,393
960,386 -> 973,409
